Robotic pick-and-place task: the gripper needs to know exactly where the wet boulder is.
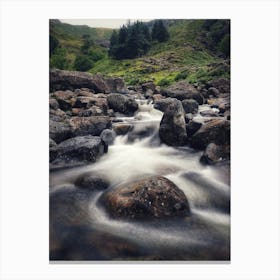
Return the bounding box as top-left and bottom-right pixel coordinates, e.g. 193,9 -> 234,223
159,99 -> 188,146
107,93 -> 138,115
161,81 -> 204,104
153,97 -> 177,113
69,116 -> 111,137
181,99 -> 199,114
189,119 -> 230,150
50,135 -> 105,167
112,123 -> 133,135
100,129 -> 116,145
200,109 -> 220,118
200,143 -> 230,164
101,176 -> 190,219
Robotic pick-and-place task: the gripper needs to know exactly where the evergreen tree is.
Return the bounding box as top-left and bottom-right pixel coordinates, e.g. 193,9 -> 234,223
108,21 -> 152,60
152,20 -> 169,42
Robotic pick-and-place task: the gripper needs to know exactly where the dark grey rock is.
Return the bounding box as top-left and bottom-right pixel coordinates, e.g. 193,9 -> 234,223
181,99 -> 199,114
159,99 -> 188,146
107,93 -> 138,115
50,135 -> 105,165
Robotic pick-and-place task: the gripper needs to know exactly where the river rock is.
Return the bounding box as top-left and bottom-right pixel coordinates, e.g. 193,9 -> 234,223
200,143 -> 230,164
186,120 -> 203,136
200,110 -> 220,117
69,116 -> 111,137
181,99 -> 199,114
49,98 -> 59,110
153,97 -> 177,113
49,119 -> 73,144
113,123 -> 133,135
161,81 -> 204,104
78,106 -> 103,117
75,173 -> 110,191
159,99 -> 188,146
207,87 -> 220,97
105,77 -> 128,94
142,82 -> 156,93
100,129 -> 116,145
74,96 -> 96,108
74,88 -> 95,97
101,176 -> 190,219
50,135 -> 105,166
206,78 -> 230,93
53,90 -> 76,111
107,93 -> 138,115
189,119 -> 230,149
50,69 -> 110,93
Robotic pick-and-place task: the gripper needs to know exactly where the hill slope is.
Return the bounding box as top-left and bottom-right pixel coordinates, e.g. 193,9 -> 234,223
50,19 -> 230,86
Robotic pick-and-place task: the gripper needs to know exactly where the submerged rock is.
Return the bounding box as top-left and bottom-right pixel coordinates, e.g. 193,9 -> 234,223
159,99 -> 188,146
107,93 -> 138,115
101,176 -> 190,219
200,143 -> 230,164
75,173 -> 110,191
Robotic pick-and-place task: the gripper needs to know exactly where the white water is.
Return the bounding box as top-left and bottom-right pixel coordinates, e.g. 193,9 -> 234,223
50,99 -> 230,260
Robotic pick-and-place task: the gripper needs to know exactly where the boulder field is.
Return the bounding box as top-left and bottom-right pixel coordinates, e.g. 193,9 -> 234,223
49,70 -> 230,168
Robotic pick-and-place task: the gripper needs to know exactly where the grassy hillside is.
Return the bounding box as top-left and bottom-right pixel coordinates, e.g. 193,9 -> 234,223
50,19 -> 230,86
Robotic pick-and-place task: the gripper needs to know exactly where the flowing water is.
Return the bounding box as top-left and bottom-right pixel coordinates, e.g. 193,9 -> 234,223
49,99 -> 230,261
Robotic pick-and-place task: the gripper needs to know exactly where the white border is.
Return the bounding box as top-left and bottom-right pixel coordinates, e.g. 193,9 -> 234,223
1,0 -> 279,279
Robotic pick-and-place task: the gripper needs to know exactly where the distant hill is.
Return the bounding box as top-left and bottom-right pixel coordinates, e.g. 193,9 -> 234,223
49,19 -> 230,86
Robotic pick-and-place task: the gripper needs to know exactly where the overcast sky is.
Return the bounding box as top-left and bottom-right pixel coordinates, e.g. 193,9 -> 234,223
60,19 -> 151,29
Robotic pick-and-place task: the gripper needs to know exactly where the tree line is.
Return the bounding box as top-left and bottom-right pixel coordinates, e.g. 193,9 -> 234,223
109,20 -> 169,60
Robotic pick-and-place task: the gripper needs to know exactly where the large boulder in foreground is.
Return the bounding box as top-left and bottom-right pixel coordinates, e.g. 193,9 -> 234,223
159,99 -> 187,146
107,93 -> 138,115
101,176 -> 190,219
50,135 -> 105,167
50,69 -> 110,93
189,119 -> 230,150
161,81 -> 204,104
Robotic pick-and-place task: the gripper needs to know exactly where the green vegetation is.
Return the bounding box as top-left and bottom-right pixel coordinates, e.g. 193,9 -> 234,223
50,19 -> 230,86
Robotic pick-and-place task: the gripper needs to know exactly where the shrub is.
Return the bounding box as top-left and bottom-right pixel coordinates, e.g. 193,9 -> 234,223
50,48 -> 70,69
74,55 -> 93,71
174,71 -> 188,81
158,78 -> 171,87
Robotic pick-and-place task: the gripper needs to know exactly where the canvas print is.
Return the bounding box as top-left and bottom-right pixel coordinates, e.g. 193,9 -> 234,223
49,19 -> 230,261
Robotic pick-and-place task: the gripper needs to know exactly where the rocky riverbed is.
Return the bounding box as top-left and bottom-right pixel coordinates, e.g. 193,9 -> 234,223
49,69 -> 230,261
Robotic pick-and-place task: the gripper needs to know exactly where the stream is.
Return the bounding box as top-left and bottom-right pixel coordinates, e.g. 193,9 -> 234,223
49,99 -> 230,261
